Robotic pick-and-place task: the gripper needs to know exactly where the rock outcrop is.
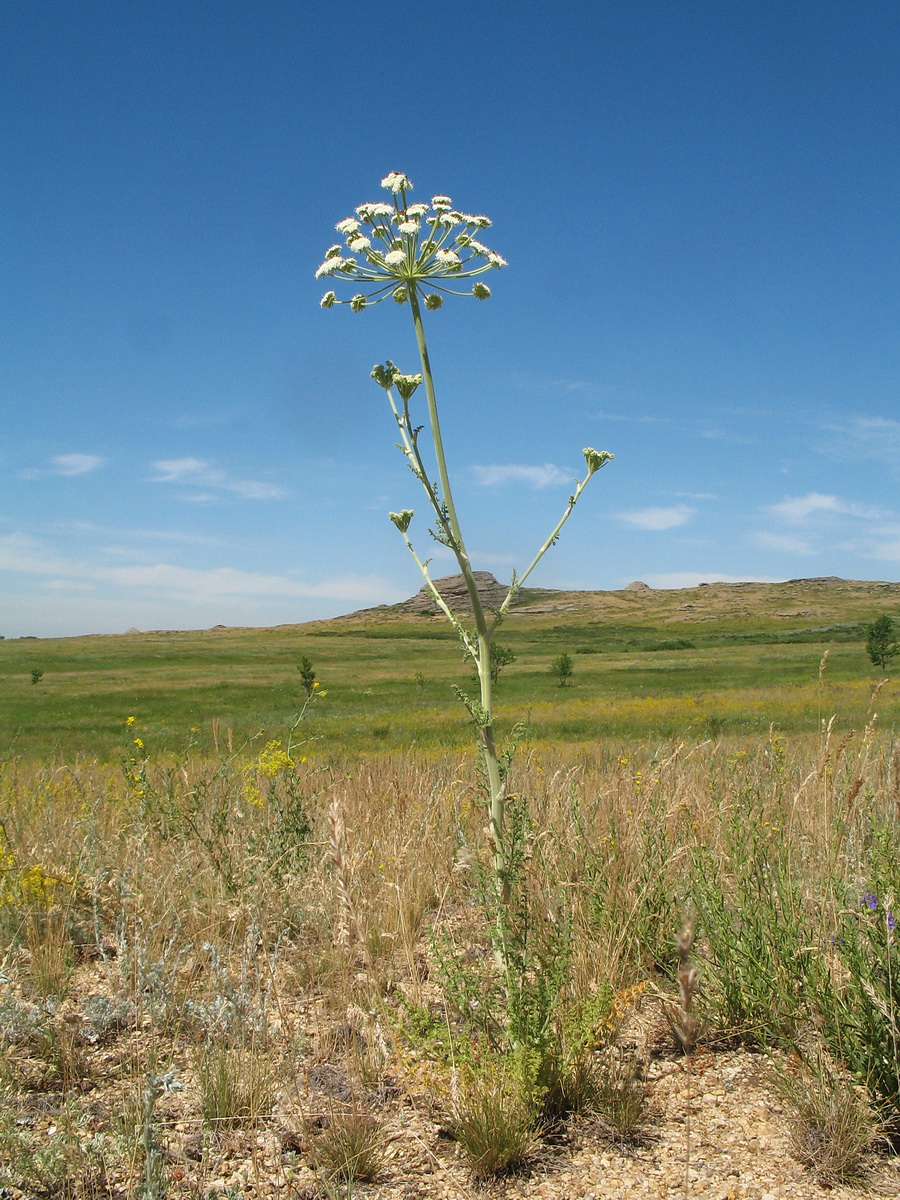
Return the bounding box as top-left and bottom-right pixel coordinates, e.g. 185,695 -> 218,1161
403,572 -> 509,613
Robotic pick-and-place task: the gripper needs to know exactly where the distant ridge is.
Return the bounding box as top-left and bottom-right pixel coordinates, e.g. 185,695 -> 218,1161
333,575 -> 899,627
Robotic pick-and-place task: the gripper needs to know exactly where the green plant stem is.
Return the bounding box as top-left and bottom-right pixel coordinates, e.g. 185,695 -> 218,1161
407,285 -> 508,906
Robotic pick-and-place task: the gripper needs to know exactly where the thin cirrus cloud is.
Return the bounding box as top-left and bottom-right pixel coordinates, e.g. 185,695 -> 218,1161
18,453 -> 106,479
0,532 -> 398,605
822,416 -> 900,465
765,492 -> 885,524
753,532 -> 816,555
471,463 -> 572,489
150,457 -> 287,500
616,504 -> 695,531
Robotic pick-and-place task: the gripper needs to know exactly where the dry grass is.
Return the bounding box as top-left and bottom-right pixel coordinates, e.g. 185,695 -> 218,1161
0,726 -> 898,1192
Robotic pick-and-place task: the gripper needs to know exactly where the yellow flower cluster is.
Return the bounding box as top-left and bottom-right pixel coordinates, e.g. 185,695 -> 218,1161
256,739 -> 297,778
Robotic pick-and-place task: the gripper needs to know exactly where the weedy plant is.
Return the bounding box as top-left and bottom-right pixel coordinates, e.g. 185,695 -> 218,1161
317,171 -> 613,1045
813,829 -> 900,1140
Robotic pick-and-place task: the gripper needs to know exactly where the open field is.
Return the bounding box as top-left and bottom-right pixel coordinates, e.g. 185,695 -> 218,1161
1,578 -> 898,761
1,578 -> 900,1197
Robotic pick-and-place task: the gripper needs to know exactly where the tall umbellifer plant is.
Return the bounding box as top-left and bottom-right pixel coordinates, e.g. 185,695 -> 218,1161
316,171 -> 612,1012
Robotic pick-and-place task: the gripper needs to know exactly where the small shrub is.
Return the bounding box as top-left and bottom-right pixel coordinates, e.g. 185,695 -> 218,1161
865,614 -> 898,672
813,832 -> 900,1134
29,668 -> 43,685
550,652 -> 573,687
298,655 -> 317,697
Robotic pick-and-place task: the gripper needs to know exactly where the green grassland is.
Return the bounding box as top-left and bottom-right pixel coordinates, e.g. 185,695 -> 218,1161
1,577 -> 898,761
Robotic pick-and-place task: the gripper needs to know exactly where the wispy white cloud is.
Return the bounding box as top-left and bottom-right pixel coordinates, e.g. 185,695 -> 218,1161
59,520 -> 229,547
616,504 -> 695,531
150,457 -> 287,500
471,463 -> 571,489
18,453 -> 106,480
822,416 -> 900,465
752,532 -> 816,555
0,532 -> 395,606
0,533 -> 72,576
868,538 -> 900,563
765,492 -> 885,524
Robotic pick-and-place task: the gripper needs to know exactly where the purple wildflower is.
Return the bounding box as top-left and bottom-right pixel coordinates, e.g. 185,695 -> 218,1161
888,912 -> 896,933
863,892 -> 878,910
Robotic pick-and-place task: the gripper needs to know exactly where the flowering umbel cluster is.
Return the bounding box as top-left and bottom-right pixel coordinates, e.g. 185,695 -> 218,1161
315,172 -> 507,311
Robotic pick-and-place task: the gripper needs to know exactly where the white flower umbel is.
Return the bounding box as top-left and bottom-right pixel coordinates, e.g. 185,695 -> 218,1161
317,174 -> 612,1033
317,174 -> 507,310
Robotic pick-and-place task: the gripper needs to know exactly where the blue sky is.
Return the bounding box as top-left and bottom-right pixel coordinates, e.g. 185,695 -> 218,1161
2,1 -> 899,638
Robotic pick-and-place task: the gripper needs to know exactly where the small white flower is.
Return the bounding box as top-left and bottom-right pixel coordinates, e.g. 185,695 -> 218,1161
467,240 -> 491,257
435,249 -> 461,265
347,235 -> 371,251
470,215 -> 491,229
406,203 -> 429,217
424,293 -> 443,310
350,293 -> 366,312
434,212 -> 462,226
356,202 -> 394,220
397,220 -> 419,234
431,195 -> 452,209
325,244 -> 343,259
335,218 -> 360,234
315,257 -> 346,278
320,290 -> 336,308
381,171 -> 413,192
488,252 -> 508,268
384,250 -> 406,265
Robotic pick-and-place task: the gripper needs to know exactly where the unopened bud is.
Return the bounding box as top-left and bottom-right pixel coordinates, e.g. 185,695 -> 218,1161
424,293 -> 443,310
394,373 -> 422,401
320,291 -> 336,309
389,509 -> 414,533
371,361 -> 397,389
582,447 -> 614,475
472,282 -> 491,300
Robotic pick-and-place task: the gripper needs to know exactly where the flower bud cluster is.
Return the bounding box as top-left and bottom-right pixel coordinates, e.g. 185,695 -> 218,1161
371,360 -> 422,399
316,173 -> 506,310
582,448 -> 614,476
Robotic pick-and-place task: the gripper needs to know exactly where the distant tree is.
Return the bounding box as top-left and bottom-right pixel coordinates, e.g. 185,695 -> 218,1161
488,644 -> 516,684
866,615 -> 899,672
298,656 -> 317,696
468,643 -> 516,684
30,668 -> 43,685
550,652 -> 573,687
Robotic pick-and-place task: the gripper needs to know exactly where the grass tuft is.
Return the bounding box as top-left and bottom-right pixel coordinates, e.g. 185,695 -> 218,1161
448,1063 -> 536,1177
772,1048 -> 877,1185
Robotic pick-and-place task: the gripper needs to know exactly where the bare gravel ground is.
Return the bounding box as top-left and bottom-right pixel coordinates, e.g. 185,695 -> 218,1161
5,962 -> 900,1199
